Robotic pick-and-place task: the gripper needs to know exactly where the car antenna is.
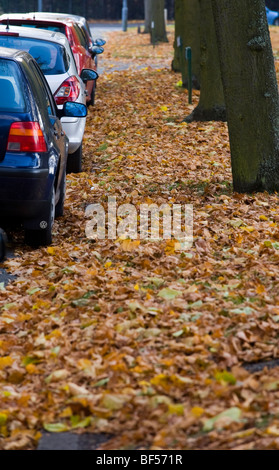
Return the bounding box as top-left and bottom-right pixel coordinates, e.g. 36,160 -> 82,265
33,14 -> 36,20
6,17 -> 9,31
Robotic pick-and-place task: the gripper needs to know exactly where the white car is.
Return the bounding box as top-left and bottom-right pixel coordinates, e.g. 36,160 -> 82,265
0,25 -> 98,173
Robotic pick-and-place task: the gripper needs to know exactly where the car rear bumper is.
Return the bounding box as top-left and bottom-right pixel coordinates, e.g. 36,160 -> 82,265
0,168 -> 52,220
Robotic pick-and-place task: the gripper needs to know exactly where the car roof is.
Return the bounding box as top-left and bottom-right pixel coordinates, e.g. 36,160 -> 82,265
0,13 -> 76,27
0,24 -> 69,47
28,12 -> 87,24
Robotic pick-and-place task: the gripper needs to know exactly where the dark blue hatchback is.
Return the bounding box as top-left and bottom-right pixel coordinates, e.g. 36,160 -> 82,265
0,47 -> 87,246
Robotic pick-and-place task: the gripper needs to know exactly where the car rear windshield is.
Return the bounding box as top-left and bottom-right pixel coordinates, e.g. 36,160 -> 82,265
0,59 -> 27,112
0,37 -> 70,75
1,21 -> 66,36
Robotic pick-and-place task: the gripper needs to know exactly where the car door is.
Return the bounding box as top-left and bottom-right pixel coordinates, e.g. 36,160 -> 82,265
73,23 -> 96,70
73,23 -> 96,102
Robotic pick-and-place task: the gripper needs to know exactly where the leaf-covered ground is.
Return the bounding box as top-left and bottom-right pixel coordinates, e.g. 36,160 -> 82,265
1,26 -> 279,450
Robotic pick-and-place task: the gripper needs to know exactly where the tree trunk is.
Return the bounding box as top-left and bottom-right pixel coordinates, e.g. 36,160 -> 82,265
144,0 -> 152,33
150,0 -> 168,43
172,0 -> 200,89
212,0 -> 279,193
186,0 -> 225,122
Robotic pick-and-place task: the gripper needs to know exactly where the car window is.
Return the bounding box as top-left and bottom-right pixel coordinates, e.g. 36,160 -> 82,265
80,25 -> 92,48
73,24 -> 88,49
0,36 -> 70,75
0,59 -> 27,112
29,60 -> 57,117
22,58 -> 55,126
85,21 -> 93,39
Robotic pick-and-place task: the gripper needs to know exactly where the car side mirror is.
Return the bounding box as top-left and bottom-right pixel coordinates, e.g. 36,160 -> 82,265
94,38 -> 106,46
90,46 -> 104,56
80,68 -> 99,83
62,102 -> 87,118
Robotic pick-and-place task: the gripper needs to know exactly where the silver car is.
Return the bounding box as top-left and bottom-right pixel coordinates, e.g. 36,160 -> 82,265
0,25 -> 98,173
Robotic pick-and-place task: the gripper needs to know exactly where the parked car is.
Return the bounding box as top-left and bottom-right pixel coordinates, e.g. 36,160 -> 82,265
0,13 -> 104,106
0,25 -> 98,173
0,46 -> 87,246
266,6 -> 279,25
27,12 -> 106,46
26,12 -> 106,67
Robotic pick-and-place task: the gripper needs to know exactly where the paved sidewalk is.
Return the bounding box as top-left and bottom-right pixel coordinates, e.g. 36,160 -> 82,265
89,22 -> 169,74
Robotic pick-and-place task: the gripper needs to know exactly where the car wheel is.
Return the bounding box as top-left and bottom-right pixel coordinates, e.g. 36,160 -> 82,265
0,229 -> 7,262
55,168 -> 66,218
90,81 -> 96,106
87,80 -> 96,107
25,186 -> 55,247
66,144 -> 82,174
274,18 -> 279,25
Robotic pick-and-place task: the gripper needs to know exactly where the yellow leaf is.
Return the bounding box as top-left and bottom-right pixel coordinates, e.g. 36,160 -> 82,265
168,404 -> 184,416
60,407 -> 73,418
0,356 -> 14,370
46,329 -> 62,339
240,226 -> 255,232
150,374 -> 169,387
256,284 -> 265,294
121,240 -> 140,252
77,359 -> 92,370
26,364 -> 39,374
266,426 -> 279,437
101,394 -> 129,410
134,284 -> 140,291
104,261 -> 112,269
191,406 -> 205,417
139,381 -> 150,387
0,413 -> 8,426
47,247 -> 55,255
236,234 -> 243,244
164,239 -> 177,254
161,106 -> 168,112
259,215 -> 268,221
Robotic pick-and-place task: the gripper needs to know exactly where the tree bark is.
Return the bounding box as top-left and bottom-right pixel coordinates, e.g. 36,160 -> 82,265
172,0 -> 200,89
144,0 -> 152,33
185,0 -> 225,122
212,0 -> 279,193
150,0 -> 168,43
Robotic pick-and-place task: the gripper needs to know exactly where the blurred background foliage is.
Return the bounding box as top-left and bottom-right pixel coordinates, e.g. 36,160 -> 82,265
0,0 -> 175,21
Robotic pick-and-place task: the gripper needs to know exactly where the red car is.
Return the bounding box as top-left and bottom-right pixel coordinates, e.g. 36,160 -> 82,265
0,13 -> 104,105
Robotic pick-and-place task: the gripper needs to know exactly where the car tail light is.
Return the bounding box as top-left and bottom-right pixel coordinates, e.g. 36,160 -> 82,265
54,76 -> 80,105
7,122 -> 47,153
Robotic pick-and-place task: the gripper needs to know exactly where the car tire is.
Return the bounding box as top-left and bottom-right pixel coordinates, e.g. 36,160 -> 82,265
0,229 -> 7,262
25,186 -> 55,247
66,144 -> 82,174
91,81 -> 96,106
274,18 -> 279,25
87,80 -> 96,107
55,168 -> 66,218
